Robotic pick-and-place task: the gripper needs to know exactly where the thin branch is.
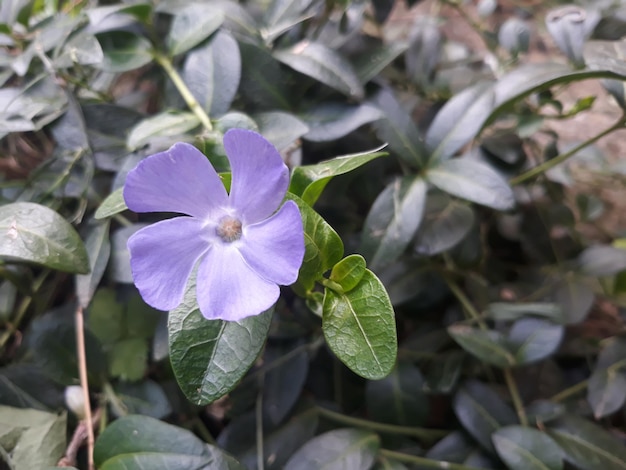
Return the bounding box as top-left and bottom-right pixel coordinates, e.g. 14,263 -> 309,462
75,305 -> 95,470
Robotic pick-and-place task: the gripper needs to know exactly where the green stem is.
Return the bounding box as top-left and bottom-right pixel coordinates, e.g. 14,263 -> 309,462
315,407 -> 448,442
256,374 -> 265,470
192,417 -> 216,445
445,277 -> 486,330
153,52 -> 213,132
379,449 -> 485,470
550,379 -> 588,403
510,116 -> 626,185
503,368 -> 528,426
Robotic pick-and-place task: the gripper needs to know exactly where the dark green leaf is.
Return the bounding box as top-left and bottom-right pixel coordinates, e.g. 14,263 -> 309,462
274,41 -> 364,99
360,176 -> 427,270
425,81 -> 495,162
112,380 -> 172,419
166,4 -> 223,56
239,41 -> 291,109
95,188 -> 128,220
76,220 -> 111,308
168,273 -> 272,405
127,111 -> 200,150
284,428 -> 379,470
414,193 -> 474,255
182,30 -> 240,117
0,365 -> 64,410
254,111 -> 309,150
547,414 -> 626,470
453,380 -> 517,452
0,202 -> 89,274
372,88 -> 426,168
492,425 -> 563,470
425,350 -> 465,394
323,269 -> 397,380
448,324 -> 516,368
110,224 -> 145,284
509,318 -> 564,365
289,146 -> 386,206
552,277 -> 594,324
330,254 -> 366,293
95,31 -> 153,73
354,42 -> 409,83
287,194 -> 344,294
487,302 -> 563,322
109,337 -> 148,381
301,103 -> 383,142
426,158 -> 515,210
587,369 -> 626,419
263,0 -> 315,43
365,362 -> 428,426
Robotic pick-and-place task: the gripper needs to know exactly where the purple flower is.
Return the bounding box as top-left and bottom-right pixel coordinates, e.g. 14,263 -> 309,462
123,129 -> 305,321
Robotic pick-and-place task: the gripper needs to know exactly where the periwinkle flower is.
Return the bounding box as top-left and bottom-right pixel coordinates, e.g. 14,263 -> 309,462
123,129 -> 305,321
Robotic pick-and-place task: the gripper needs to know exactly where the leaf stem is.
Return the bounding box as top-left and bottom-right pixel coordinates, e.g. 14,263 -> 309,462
315,406 -> 448,441
153,52 -> 213,131
550,379 -> 588,403
510,116 -> 626,185
75,305 -> 95,470
379,448 -> 485,470
503,368 -> 528,426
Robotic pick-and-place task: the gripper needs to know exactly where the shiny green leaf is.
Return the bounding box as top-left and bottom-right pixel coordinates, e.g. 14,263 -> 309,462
330,254 -> 366,293
493,426 -> 563,470
127,111 -> 200,150
448,324 -> 516,368
95,31 -> 153,73
166,4 -> 223,56
508,318 -> 564,364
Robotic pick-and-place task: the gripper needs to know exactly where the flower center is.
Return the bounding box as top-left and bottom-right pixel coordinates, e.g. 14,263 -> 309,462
216,216 -> 242,243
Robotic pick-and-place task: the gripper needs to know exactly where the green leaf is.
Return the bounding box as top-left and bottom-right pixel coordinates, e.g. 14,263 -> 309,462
95,187 -> 128,219
487,302 -> 563,322
0,365 -> 64,410
87,4 -> 153,26
263,0 -> 315,43
330,254 -> 366,293
492,426 -> 563,470
289,146 -> 386,206
360,176 -> 427,270
112,380 -> 172,419
182,30 -> 240,117
365,362 -> 428,426
254,111 -> 309,151
509,318 -> 564,365
287,194 -> 343,294
95,31 -> 153,73
425,81 -> 495,162
0,202 -> 89,273
426,158 -> 515,210
413,193 -> 474,255
553,277 -> 594,324
168,273 -> 272,405
323,269 -> 397,380
372,88 -> 426,168
94,415 -> 244,470
0,406 -> 66,469
109,338 -> 148,381
127,111 -> 200,150
453,380 -> 517,452
284,428 -> 379,470
75,220 -> 110,308
578,245 -> 626,276
166,4 -> 223,56
587,369 -> 626,419
274,41 -> 364,99
354,41 -> 409,83
448,324 -> 516,368
239,42 -> 291,109
547,414 -> 626,470
300,103 -> 383,142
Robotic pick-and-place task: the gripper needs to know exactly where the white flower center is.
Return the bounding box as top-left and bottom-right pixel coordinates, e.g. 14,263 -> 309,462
216,216 -> 242,242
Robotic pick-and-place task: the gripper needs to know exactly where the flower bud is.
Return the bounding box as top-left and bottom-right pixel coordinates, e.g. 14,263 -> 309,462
545,6 -> 599,67
498,18 -> 530,55
65,385 -> 86,419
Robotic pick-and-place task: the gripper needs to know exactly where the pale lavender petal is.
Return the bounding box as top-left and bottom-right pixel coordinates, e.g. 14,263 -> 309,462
224,129 -> 289,224
196,245 -> 279,321
124,142 -> 228,218
128,217 -> 209,311
238,201 -> 304,285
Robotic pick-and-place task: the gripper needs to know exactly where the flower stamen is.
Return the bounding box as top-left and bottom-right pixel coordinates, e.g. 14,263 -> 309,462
216,216 -> 242,242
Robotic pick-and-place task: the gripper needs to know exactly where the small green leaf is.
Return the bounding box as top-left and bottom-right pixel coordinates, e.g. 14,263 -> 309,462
112,380 -> 172,419
493,426 -> 563,470
274,41 -> 364,99
0,202 -> 89,273
168,273 -> 272,405
289,146 -> 386,206
127,111 -> 200,150
95,31 -> 153,73
76,220 -> 111,308
239,42 -> 291,109
426,158 -> 515,210
578,244 -> 626,276
284,428 -> 379,470
254,111 -> 309,150
353,41 -> 409,83
360,176 -> 427,270
508,318 -> 564,365
287,194 -> 344,294
109,338 -> 148,382
323,269 -> 397,380
553,277 -> 594,324
448,324 -> 516,368
487,302 -> 563,322
166,4 -> 224,56
587,369 -> 626,419
330,254 -> 366,293
300,103 -> 383,142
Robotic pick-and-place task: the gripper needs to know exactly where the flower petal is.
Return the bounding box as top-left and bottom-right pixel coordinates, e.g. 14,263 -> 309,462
224,129 -> 289,224
238,200 -> 304,285
196,245 -> 279,321
128,217 -> 208,311
124,142 -> 228,218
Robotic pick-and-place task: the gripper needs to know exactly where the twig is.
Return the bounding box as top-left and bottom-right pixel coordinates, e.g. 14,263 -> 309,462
57,409 -> 102,468
75,305 -> 95,470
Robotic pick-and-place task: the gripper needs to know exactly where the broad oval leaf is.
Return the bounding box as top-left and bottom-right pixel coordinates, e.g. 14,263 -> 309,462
360,176 -> 427,270
547,414 -> 626,470
182,30 -> 240,117
168,273 -> 272,405
166,4 -> 224,56
453,380 -> 517,452
448,324 -> 516,368
578,244 -> 626,276
239,42 -> 291,109
587,369 -> 626,419
426,158 -> 515,210
354,41 -> 409,83
0,202 -> 89,273
323,269 -> 397,380
127,111 -> 200,150
254,111 -> 309,151
552,277 -> 594,324
274,41 -> 364,99
95,31 -> 153,73
493,426 -> 563,470
284,428 -> 379,470
509,318 -> 564,364
289,146 -> 386,206
487,302 -> 563,322
330,254 -> 366,293
301,102 -> 383,142
95,187 -> 127,220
